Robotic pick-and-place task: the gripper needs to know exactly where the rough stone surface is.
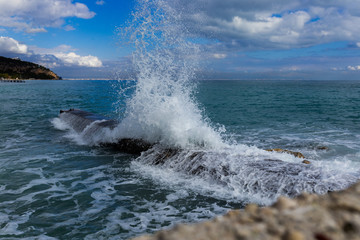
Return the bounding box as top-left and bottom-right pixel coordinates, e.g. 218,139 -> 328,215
265,149 -> 306,159
132,181 -> 360,240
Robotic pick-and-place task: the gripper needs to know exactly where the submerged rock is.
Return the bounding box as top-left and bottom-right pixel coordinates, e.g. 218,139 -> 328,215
266,148 -> 306,159
132,181 -> 360,240
59,109 -> 152,154
101,138 -> 152,154
302,160 -> 311,164
317,146 -> 329,150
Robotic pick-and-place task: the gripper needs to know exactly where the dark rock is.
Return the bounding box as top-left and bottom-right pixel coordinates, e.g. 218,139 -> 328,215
101,138 -> 152,154
59,109 -> 152,154
317,146 -> 329,151
266,148 -> 306,159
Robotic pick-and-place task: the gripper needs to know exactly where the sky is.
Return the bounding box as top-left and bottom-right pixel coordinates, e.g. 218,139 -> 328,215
0,0 -> 360,80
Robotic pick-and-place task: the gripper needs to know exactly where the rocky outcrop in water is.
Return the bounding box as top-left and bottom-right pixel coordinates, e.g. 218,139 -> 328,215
59,109 -> 152,154
0,56 -> 60,80
132,181 -> 360,240
266,148 -> 306,159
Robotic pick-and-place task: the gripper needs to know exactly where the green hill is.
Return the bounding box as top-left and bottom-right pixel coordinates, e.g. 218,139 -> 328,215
0,56 -> 61,80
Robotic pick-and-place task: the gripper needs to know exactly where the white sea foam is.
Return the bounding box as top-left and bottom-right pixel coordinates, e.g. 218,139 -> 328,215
51,117 -> 71,131
85,187 -> 230,240
132,143 -> 360,204
0,210 -> 33,237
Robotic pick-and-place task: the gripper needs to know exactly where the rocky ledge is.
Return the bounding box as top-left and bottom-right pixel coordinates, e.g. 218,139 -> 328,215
133,181 -> 360,240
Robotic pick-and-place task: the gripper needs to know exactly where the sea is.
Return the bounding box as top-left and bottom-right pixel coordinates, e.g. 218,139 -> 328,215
1,79 -> 360,239
1,0 -> 360,239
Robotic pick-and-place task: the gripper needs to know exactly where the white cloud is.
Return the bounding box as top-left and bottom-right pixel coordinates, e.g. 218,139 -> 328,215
0,0 -> 95,32
54,52 -> 103,67
213,53 -> 227,59
26,27 -> 47,34
28,44 -> 74,56
29,44 -> 103,68
0,36 -> 103,68
96,0 -> 105,5
178,0 -> 360,49
347,65 -> 360,71
0,36 -> 28,54
228,16 -> 283,35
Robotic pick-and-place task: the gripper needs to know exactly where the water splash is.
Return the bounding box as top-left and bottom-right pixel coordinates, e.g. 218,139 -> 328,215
115,0 -> 225,149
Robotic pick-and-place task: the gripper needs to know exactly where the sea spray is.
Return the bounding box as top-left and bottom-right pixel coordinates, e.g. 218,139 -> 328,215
115,0 -> 225,149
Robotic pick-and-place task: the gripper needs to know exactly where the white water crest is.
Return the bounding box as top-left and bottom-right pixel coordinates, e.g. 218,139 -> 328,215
115,0 -> 225,149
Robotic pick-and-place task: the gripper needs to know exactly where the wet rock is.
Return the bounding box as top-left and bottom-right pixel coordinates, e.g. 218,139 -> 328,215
317,146 -> 329,150
302,160 -> 311,164
105,138 -> 153,154
266,149 -> 306,159
132,181 -> 360,240
59,109 -> 153,154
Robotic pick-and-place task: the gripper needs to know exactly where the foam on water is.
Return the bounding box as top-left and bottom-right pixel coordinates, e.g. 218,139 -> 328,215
84,166 -> 232,239
53,116 -> 118,146
133,144 -> 360,205
0,148 -> 125,238
51,118 -> 71,131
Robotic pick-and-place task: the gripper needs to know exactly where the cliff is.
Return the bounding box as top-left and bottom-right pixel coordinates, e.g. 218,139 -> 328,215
133,181 -> 360,240
0,56 -> 60,80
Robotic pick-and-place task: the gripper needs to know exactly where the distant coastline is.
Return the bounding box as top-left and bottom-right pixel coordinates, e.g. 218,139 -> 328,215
0,56 -> 61,80
62,78 -> 113,80
62,78 -> 136,81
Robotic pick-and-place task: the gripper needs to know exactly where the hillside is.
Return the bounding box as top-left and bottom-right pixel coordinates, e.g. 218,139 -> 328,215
0,56 -> 60,80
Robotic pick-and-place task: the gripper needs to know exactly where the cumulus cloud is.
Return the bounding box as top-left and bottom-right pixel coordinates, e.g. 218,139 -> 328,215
54,52 -> 103,67
0,36 -> 28,54
347,65 -> 360,71
177,0 -> 360,50
0,0 -> 95,32
213,53 -> 227,59
0,36 -> 102,68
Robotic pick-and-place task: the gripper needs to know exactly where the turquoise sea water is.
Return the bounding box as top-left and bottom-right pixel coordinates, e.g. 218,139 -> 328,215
1,80 -> 360,239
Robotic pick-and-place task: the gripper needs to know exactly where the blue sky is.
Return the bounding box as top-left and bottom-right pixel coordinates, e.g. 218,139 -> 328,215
0,0 -> 360,80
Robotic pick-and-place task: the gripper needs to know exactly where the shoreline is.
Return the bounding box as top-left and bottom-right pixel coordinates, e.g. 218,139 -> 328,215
132,181 -> 360,240
0,79 -> 25,83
